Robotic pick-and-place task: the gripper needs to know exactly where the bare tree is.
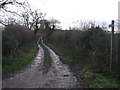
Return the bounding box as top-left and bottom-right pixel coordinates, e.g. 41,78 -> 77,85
72,20 -> 97,30
22,11 -> 32,29
30,9 -> 46,33
48,18 -> 60,30
0,0 -> 30,26
0,0 -> 29,15
101,22 -> 108,30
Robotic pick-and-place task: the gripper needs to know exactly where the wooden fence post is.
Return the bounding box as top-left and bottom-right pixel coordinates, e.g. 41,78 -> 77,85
110,20 -> 114,70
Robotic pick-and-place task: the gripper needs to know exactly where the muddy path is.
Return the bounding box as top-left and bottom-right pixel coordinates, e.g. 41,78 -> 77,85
2,37 -> 82,88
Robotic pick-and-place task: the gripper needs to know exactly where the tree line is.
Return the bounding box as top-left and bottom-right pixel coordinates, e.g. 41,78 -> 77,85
46,25 -> 119,84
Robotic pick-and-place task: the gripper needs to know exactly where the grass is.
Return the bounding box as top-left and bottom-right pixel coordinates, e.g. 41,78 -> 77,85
47,43 -> 75,65
61,56 -> 75,64
47,42 -> 119,88
81,70 -> 118,88
2,41 -> 36,75
41,44 -> 52,74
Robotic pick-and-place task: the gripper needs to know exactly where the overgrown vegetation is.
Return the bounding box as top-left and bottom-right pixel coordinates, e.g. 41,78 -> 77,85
82,70 -> 118,88
45,26 -> 119,88
2,24 -> 37,75
2,42 -> 36,74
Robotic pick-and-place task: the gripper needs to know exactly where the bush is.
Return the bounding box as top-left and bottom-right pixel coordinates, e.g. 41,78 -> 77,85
2,24 -> 35,67
2,24 -> 34,56
2,30 -> 18,56
48,26 -> 119,80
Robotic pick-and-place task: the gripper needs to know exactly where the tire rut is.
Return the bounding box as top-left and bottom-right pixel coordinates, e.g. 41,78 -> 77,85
2,37 -> 82,88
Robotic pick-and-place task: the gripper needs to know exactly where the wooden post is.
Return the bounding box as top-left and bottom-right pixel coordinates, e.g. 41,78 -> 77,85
110,20 -> 114,70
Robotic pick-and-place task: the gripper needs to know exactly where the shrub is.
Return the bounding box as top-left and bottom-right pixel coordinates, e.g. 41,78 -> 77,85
2,24 -> 35,66
48,27 -> 119,78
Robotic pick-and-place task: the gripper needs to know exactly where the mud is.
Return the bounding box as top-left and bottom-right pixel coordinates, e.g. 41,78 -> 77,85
2,38 -> 82,88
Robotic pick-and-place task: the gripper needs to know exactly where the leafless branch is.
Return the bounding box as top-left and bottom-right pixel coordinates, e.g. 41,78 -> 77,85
2,8 -> 22,16
0,0 -> 31,26
0,20 -> 7,26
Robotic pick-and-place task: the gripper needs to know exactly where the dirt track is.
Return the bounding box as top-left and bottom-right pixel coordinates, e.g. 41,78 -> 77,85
2,38 -> 81,88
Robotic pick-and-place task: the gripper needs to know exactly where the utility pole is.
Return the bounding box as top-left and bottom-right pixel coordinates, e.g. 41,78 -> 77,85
109,20 -> 114,70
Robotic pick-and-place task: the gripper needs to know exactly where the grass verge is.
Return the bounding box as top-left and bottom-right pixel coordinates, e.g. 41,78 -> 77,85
2,41 -> 36,75
81,70 -> 118,88
47,43 -> 119,88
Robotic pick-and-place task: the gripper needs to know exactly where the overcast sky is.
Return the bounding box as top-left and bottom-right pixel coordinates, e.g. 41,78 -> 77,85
27,0 -> 119,29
